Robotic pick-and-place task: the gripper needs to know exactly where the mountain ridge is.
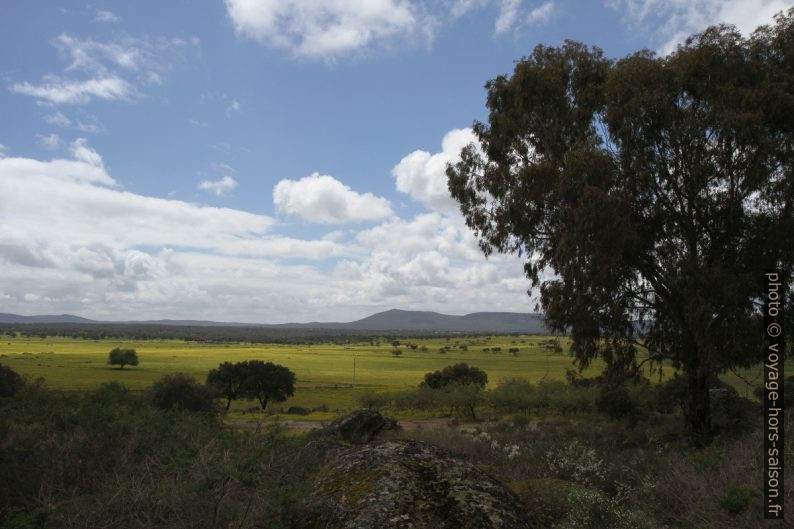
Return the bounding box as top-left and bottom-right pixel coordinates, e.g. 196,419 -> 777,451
0,309 -> 546,333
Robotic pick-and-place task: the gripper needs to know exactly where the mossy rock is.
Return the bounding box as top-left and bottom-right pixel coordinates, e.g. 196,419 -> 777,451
306,439 -> 534,529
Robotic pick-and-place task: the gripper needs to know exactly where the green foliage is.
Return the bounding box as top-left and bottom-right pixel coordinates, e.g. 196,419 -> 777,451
489,378 -> 598,415
238,360 -> 295,410
447,11 -> 794,442
596,386 -> 639,426
206,361 -> 246,410
107,347 -> 138,369
150,373 -> 217,413
422,362 -> 488,389
0,364 -> 24,398
0,383 -> 321,528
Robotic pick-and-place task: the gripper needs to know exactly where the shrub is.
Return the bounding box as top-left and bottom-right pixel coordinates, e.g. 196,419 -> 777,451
0,364 -> 24,398
596,386 -> 639,426
150,373 -> 217,413
489,378 -> 538,412
561,487 -> 651,529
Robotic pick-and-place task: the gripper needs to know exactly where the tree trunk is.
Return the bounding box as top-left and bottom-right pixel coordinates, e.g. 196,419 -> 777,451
225,397 -> 231,410
684,368 -> 711,446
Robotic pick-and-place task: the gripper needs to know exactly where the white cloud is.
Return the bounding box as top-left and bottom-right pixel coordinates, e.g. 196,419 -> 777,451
9,33 -> 195,106
225,0 -> 430,58
37,133 -> 61,150
0,144 -> 7,156
273,173 -> 393,224
607,0 -> 792,54
44,111 -> 72,127
392,127 -> 478,214
495,0 -> 523,33
228,99 -> 241,113
10,76 -> 134,105
198,175 -> 238,196
526,0 -> 555,25
95,10 -> 120,23
0,138 -> 536,322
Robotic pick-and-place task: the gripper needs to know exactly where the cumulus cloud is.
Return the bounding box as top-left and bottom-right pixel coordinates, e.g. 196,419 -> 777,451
0,139 -> 535,322
224,0 -> 430,58
198,175 -> 238,196
607,0 -> 792,54
392,127 -> 478,214
273,173 -> 393,224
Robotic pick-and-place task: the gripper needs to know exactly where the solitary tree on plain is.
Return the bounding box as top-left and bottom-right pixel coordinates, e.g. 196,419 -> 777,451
239,360 -> 296,410
447,13 -> 794,443
107,347 -> 139,370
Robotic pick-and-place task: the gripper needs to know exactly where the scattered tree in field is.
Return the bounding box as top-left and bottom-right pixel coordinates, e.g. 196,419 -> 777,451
391,348 -> 403,357
422,363 -> 488,390
107,347 -> 139,369
0,364 -> 24,397
239,360 -> 295,410
206,362 -> 246,410
509,347 -> 520,356
447,13 -> 794,443
150,373 -> 216,413
391,340 -> 401,347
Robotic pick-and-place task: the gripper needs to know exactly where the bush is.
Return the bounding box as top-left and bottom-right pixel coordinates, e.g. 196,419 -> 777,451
0,364 -> 24,398
596,386 -> 639,426
150,373 -> 217,413
489,378 -> 538,412
561,487 -> 651,529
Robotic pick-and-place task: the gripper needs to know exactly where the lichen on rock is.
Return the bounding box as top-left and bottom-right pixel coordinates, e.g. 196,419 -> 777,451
305,439 -> 533,529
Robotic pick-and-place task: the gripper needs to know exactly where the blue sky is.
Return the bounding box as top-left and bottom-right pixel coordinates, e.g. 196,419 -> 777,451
1,0 -> 790,322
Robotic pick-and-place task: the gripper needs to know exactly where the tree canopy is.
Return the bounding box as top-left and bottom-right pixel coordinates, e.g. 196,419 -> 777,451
107,347 -> 139,370
422,363 -> 488,389
206,361 -> 246,410
447,12 -> 794,442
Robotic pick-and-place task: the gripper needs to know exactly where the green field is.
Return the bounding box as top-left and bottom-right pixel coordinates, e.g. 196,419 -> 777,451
0,333 -> 784,417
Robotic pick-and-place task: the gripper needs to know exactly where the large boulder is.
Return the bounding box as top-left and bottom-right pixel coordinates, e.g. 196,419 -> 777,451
322,409 -> 398,444
306,439 -> 533,529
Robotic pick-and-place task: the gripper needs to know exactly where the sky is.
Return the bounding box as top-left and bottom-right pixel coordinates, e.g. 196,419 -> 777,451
0,0 -> 791,323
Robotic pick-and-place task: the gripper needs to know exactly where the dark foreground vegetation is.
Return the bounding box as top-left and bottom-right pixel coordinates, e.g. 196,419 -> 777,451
1,363 -> 791,528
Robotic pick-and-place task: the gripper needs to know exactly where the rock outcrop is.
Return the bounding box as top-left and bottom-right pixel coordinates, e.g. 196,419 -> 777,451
306,439 -> 532,529
320,408 -> 399,444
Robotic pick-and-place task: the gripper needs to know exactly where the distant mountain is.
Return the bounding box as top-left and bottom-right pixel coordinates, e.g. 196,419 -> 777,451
0,309 -> 547,333
331,309 -> 546,333
0,313 -> 98,324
